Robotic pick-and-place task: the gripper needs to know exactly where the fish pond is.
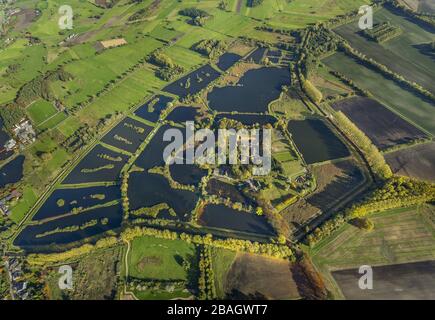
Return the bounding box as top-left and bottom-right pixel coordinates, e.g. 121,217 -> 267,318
206,179 -> 254,207
165,106 -> 200,123
128,171 -> 199,222
163,64 -> 221,98
287,119 -> 350,164
208,67 -> 290,113
101,117 -> 153,153
214,113 -> 277,126
0,155 -> 25,188
217,53 -> 242,71
14,203 -> 122,250
199,204 -> 274,236
31,185 -> 121,221
62,144 -> 128,185
134,95 -> 173,123
169,164 -> 207,186
134,124 -> 175,170
245,47 -> 267,64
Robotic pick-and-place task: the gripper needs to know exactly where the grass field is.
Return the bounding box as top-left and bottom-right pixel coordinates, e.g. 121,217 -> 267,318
311,205 -> 435,297
270,90 -> 312,120
47,246 -> 123,300
27,100 -> 58,126
128,236 -> 196,281
211,247 -> 237,299
9,185 -> 37,223
335,7 -> 435,94
324,52 -> 435,136
239,0 -> 371,29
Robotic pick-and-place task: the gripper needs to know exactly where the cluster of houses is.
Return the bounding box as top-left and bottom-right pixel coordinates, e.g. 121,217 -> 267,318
0,189 -> 21,216
12,119 -> 35,145
4,257 -> 29,300
0,119 -> 35,158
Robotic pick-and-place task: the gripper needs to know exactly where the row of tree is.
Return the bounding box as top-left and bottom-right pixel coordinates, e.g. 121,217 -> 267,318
27,237 -> 118,265
339,42 -> 435,103
333,111 -> 392,180
121,226 -> 293,259
198,246 -> 217,300
362,22 -> 403,43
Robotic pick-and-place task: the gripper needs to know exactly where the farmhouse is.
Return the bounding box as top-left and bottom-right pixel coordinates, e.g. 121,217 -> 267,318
95,38 -> 127,52
12,119 -> 36,145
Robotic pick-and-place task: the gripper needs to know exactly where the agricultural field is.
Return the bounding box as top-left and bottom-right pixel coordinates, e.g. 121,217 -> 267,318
237,0 -> 371,30
46,246 -> 123,300
398,0 -> 435,13
312,205 -> 435,298
334,6 -> 435,94
324,52 -> 435,135
221,252 -> 301,300
331,97 -> 427,150
126,236 -> 196,300
332,260 -> 435,299
282,159 -> 364,236
385,142 -> 435,182
0,0 -> 434,302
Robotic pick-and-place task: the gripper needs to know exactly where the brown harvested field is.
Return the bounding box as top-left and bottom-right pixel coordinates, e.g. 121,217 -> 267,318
282,159 -> 364,234
419,0 -> 435,13
401,0 -> 435,13
224,253 -> 301,300
385,142 -> 435,182
332,260 -> 435,300
332,97 -> 427,150
12,9 -> 37,31
398,0 -> 420,11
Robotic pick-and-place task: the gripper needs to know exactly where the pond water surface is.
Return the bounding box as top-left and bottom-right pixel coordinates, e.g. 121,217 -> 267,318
163,64 -> 221,98
0,155 -> 25,188
208,67 -> 290,113
287,119 -> 350,164
199,204 -> 275,236
14,203 -> 123,249
32,185 -> 121,221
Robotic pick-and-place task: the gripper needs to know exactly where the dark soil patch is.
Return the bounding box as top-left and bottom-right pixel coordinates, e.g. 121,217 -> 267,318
332,260 -> 435,299
332,97 -> 426,150
385,142 -> 435,182
224,253 -> 301,300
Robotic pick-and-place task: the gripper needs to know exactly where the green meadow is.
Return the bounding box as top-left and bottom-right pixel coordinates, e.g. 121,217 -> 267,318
128,236 -> 196,281
27,100 -> 58,126
312,205 -> 435,297
335,7 -> 435,94
324,52 -> 435,136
